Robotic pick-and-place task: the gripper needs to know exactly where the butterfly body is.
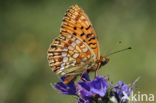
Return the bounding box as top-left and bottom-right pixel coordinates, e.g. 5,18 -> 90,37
48,5 -> 109,84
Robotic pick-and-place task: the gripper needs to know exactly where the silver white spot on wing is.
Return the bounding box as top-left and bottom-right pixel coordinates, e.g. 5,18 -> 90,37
82,48 -> 88,52
71,60 -> 76,66
68,46 -> 74,50
57,70 -> 62,74
87,55 -> 90,58
55,40 -> 60,44
63,48 -> 68,51
69,57 -> 74,61
61,72 -> 65,75
80,44 -> 85,48
67,34 -> 72,39
63,57 -> 68,62
62,52 -> 67,56
51,46 -> 56,50
60,67 -> 65,71
80,62 -> 85,64
74,12 -> 78,15
60,35 -> 66,40
71,42 -> 76,47
73,53 -> 79,58
82,57 -> 87,61
75,39 -> 81,44
50,59 -> 55,64
61,63 -> 65,67
48,53 -> 53,56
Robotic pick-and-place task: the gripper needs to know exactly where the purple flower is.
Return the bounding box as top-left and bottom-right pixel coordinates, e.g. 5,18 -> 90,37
52,73 -> 137,103
55,76 -> 77,95
113,81 -> 133,102
90,76 -> 108,97
77,74 -> 108,102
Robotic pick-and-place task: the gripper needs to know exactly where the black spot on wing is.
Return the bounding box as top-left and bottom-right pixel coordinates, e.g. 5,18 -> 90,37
80,32 -> 85,36
81,26 -> 84,29
73,32 -> 77,36
48,51 -> 53,53
63,19 -> 66,22
86,25 -> 91,30
86,33 -> 92,38
88,37 -> 96,41
88,42 -> 96,45
74,26 -> 77,30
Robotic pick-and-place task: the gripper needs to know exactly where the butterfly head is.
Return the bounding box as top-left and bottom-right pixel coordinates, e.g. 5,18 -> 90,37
100,56 -> 109,66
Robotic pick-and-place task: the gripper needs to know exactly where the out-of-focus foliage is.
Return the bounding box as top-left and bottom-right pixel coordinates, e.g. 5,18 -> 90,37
0,0 -> 156,103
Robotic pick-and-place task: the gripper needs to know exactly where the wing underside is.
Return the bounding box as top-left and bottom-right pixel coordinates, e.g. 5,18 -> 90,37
48,34 -> 95,76
60,5 -> 100,59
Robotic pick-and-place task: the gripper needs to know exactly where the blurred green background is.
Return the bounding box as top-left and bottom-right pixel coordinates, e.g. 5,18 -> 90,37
0,0 -> 156,103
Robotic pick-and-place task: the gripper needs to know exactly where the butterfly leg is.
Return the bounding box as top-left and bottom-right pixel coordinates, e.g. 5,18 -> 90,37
95,64 -> 100,77
95,69 -> 99,77
94,69 -> 99,78
63,75 -> 76,84
80,69 -> 88,81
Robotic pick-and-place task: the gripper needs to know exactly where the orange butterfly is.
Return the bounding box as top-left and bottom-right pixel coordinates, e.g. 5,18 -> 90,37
47,5 -> 109,84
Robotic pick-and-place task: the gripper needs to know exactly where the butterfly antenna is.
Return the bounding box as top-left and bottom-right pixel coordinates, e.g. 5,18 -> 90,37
106,41 -> 122,55
131,76 -> 141,88
106,46 -> 132,56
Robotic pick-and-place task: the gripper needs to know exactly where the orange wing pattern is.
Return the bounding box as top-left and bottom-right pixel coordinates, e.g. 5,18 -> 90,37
60,5 -> 100,59
48,34 -> 96,75
48,5 -> 101,84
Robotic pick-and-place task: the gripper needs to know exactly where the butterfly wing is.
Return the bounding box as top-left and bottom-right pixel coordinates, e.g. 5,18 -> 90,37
48,5 -> 100,84
48,34 -> 96,76
60,5 -> 100,59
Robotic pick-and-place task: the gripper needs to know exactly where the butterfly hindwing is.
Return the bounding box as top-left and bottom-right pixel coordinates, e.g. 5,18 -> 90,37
48,34 -> 96,76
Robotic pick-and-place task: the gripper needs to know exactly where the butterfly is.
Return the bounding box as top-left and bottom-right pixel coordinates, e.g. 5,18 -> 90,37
47,5 -> 109,84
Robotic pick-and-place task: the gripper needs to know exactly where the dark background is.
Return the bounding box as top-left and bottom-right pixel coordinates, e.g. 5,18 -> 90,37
0,0 -> 156,103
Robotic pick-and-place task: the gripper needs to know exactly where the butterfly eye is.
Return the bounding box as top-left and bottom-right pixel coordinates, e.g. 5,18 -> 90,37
101,56 -> 109,66
102,58 -> 106,62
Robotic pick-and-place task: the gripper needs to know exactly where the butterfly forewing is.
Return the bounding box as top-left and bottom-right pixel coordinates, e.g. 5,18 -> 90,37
60,5 -> 100,59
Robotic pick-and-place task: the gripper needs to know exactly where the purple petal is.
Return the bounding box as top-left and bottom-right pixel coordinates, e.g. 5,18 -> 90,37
60,76 -> 67,82
54,77 -> 77,95
118,81 -> 124,86
81,73 -> 90,81
79,82 -> 90,91
55,82 -> 67,92
90,76 -> 108,97
78,82 -> 93,97
113,81 -> 134,102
